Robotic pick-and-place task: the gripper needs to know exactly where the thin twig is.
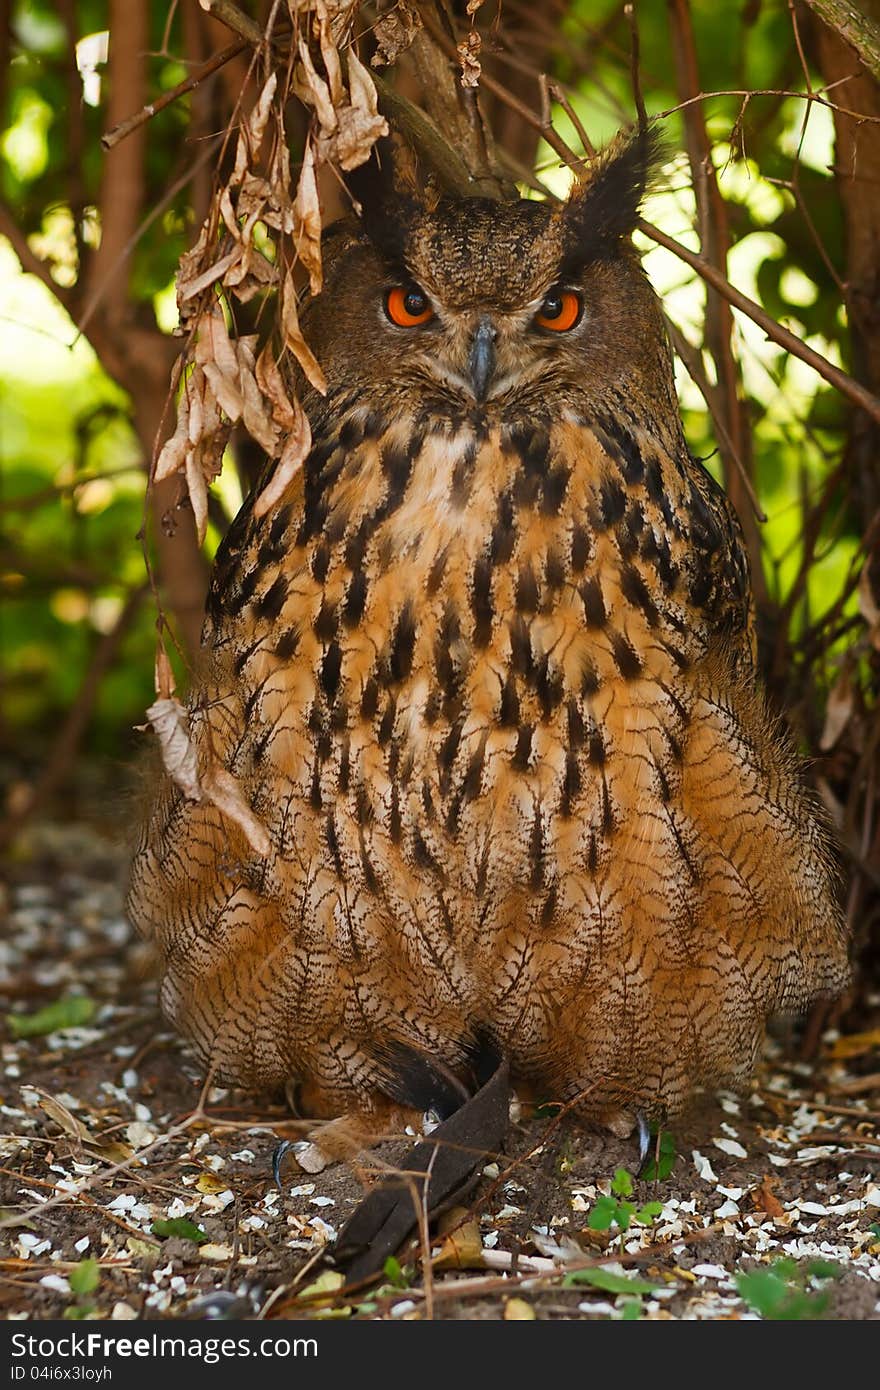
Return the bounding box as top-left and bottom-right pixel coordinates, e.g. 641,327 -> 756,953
102,39 -> 247,149
624,3 -> 649,132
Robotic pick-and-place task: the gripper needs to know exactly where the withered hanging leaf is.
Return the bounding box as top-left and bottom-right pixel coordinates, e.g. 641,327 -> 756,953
255,343 -> 298,431
201,764 -> 271,857
819,665 -> 854,751
233,71 -> 278,183
281,270 -> 327,393
294,138 -> 323,295
154,641 -> 176,700
154,394 -> 190,483
297,39 -> 338,135
185,449 -> 210,545
372,1 -> 423,67
253,399 -> 312,519
315,6 -> 344,106
147,697 -> 202,801
334,49 -> 389,169
146,698 -> 270,856
178,249 -> 240,304
457,30 -> 482,89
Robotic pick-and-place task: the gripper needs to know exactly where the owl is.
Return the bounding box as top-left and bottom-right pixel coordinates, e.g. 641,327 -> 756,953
129,130 -> 849,1169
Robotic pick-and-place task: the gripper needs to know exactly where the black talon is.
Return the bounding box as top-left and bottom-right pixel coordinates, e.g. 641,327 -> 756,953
272,1139 -> 294,1190
636,1112 -> 651,1172
329,1053 -> 510,1289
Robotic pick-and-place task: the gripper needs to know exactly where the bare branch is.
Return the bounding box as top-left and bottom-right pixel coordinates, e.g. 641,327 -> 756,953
102,39 -> 247,150
0,201 -> 73,306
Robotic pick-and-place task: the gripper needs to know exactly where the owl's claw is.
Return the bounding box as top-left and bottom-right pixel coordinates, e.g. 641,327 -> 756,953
636,1112 -> 651,1172
272,1139 -> 293,1190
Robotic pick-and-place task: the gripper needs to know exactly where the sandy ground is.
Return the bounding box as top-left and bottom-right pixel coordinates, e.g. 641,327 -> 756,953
1,820 -> 878,1321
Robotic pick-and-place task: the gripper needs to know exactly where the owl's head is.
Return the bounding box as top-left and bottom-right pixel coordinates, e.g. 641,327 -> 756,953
300,130 -> 674,426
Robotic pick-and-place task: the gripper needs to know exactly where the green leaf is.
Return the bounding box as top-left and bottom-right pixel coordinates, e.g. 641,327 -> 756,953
611,1167 -> 634,1198
619,1296 -> 642,1320
564,1268 -> 660,1295
382,1255 -> 409,1288
587,1195 -> 619,1231
641,1129 -> 677,1181
151,1218 -> 208,1244
68,1258 -> 100,1296
62,1305 -> 94,1321
634,1201 -> 664,1225
735,1263 -> 832,1321
6,995 -> 96,1038
615,1201 -> 634,1233
869,1223 -> 880,1240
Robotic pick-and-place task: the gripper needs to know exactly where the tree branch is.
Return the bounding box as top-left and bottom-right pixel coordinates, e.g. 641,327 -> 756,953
0,201 -> 73,306
83,0 -> 149,323
803,0 -> 880,81
639,215 -> 880,425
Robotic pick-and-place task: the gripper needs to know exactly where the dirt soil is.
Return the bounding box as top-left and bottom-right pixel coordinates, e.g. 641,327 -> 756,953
1,820 -> 879,1322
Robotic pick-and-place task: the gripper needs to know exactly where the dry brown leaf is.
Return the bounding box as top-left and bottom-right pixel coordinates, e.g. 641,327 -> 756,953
147,698 -> 270,857
233,71 -> 277,183
294,139 -> 323,295
253,399 -> 312,518
371,1 -> 423,67
298,38 -> 338,134
154,396 -> 190,483
146,697 -> 202,801
751,1175 -> 785,1221
201,764 -> 271,857
432,1208 -> 484,1271
154,642 -> 176,700
255,343 -> 298,431
185,450 -> 210,544
334,49 -> 388,169
457,29 -> 482,88
281,270 -> 327,393
819,665 -> 854,751
504,1298 -> 537,1320
829,1028 -> 880,1060
35,1091 -> 92,1145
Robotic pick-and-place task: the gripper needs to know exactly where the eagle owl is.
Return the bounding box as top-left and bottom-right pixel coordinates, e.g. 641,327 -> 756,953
129,132 -> 849,1159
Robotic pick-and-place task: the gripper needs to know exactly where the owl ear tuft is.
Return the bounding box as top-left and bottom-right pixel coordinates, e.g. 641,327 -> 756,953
344,135 -> 438,268
559,127 -> 664,270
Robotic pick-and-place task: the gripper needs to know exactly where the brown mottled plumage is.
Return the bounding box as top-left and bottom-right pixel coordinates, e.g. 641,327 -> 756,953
129,133 -> 849,1158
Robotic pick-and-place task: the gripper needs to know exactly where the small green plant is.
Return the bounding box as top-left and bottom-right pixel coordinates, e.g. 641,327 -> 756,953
151,1217 -> 208,1243
736,1258 -> 842,1320
586,1168 -> 663,1253
63,1258 -> 100,1320
641,1128 -> 676,1181
381,1255 -> 410,1289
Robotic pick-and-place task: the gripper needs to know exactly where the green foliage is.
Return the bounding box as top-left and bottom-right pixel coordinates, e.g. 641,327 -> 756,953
641,1129 -> 677,1182
150,1217 -> 208,1244
63,1256 -> 100,1319
381,1255 -> 410,1289
735,1257 -> 842,1320
6,994 -> 96,1037
68,1257 -> 100,1296
586,1170 -> 663,1238
563,1267 -> 659,1294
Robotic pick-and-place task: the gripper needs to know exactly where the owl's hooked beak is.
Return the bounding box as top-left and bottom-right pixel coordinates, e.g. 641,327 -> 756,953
468,317 -> 497,402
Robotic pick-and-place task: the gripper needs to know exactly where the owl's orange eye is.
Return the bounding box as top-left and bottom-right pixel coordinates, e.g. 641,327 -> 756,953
535,289 -> 582,332
385,286 -> 434,327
